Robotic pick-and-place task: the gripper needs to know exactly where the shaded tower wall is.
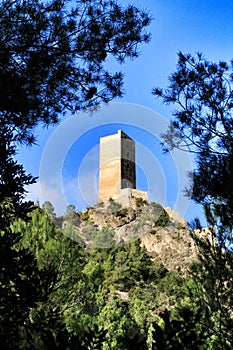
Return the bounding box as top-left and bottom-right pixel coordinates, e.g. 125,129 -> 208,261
121,131 -> 136,190
99,130 -> 136,202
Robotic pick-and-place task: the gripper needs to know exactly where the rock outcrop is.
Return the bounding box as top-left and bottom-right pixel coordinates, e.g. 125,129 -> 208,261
59,199 -> 209,274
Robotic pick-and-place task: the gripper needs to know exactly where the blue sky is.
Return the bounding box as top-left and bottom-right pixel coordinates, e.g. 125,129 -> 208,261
17,0 -> 233,222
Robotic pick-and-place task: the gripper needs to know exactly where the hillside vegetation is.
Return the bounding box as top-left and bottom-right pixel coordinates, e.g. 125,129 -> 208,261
6,198 -> 229,349
62,199 -> 197,274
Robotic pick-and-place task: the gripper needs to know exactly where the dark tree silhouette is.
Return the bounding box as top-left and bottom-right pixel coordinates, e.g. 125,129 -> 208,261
0,1 -> 151,348
153,52 -> 233,228
0,0 -> 151,144
153,52 -> 233,349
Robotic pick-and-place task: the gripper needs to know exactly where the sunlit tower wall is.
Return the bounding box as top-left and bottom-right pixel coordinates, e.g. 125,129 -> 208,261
98,130 -> 136,202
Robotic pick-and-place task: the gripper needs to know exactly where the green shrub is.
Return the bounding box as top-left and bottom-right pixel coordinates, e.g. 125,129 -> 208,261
135,197 -> 147,208
149,202 -> 170,227
116,208 -> 128,218
155,210 -> 169,227
107,199 -> 122,213
81,210 -> 90,222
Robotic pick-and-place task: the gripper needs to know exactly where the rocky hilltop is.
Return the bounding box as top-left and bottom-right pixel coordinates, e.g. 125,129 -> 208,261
59,198 -> 206,274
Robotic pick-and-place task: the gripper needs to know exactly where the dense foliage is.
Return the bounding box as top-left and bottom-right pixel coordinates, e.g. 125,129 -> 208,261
0,1 -> 151,348
7,205 -> 200,349
153,52 -> 233,229
153,52 -> 233,349
0,0 -> 151,144
5,200 -> 231,349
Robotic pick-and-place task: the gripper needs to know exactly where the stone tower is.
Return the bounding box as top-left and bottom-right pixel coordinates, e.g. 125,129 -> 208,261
99,130 -> 136,202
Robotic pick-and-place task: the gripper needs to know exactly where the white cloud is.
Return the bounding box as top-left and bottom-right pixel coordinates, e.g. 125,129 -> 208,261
24,167 -> 99,215
24,179 -> 67,215
24,182 -> 42,203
